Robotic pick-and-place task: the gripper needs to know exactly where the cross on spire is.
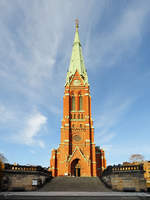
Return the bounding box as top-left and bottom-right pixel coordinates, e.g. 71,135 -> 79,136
75,19 -> 79,30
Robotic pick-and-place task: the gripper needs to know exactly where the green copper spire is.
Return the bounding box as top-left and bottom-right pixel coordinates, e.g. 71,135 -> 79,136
66,20 -> 88,85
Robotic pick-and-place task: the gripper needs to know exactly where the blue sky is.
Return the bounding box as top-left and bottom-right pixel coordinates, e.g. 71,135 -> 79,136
0,0 -> 150,167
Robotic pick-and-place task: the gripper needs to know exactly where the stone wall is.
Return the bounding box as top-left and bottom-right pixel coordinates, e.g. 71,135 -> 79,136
3,171 -> 51,191
1,164 -> 52,191
102,165 -> 147,192
111,173 -> 146,192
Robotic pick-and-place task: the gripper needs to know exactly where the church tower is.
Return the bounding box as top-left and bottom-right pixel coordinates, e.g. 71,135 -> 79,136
50,20 -> 106,177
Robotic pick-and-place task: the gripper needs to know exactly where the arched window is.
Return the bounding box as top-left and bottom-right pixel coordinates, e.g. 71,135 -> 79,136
72,96 -> 75,110
79,96 -> 83,110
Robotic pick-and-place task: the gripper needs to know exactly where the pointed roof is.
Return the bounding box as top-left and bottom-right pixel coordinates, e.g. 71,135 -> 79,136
66,20 -> 88,85
67,146 -> 88,163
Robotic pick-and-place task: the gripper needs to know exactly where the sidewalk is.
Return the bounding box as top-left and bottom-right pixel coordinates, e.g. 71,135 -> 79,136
1,191 -> 150,197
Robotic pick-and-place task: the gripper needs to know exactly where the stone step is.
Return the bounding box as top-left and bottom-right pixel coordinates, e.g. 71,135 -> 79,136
40,177 -> 111,192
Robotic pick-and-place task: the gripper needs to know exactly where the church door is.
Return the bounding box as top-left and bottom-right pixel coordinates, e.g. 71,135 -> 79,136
71,159 -> 81,177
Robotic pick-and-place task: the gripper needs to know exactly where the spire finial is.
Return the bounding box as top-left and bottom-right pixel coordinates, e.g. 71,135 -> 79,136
75,19 -> 79,31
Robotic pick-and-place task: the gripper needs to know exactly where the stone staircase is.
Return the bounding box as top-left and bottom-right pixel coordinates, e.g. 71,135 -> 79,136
39,177 -> 111,192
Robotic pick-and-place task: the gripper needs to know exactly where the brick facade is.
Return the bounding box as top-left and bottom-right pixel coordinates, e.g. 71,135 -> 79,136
50,23 -> 106,177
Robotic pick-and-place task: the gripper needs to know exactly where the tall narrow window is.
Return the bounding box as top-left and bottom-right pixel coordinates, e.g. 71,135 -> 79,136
79,96 -> 83,110
72,96 -> 75,110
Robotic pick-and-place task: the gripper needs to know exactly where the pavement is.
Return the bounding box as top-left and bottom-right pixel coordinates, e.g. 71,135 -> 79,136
1,177 -> 150,199
0,192 -> 150,200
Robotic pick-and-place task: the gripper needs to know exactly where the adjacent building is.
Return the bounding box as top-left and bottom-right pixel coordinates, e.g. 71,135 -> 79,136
123,161 -> 150,189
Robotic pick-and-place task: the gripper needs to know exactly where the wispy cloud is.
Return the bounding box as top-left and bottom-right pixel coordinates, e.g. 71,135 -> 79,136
0,104 -> 15,123
0,0 -> 150,166
96,98 -> 133,129
100,132 -> 116,144
14,110 -> 47,148
87,1 -> 150,68
2,0 -> 148,117
0,0 -> 102,115
95,97 -> 133,145
0,102 -> 47,148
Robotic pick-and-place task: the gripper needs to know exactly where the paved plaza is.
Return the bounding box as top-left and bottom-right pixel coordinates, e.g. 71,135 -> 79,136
0,191 -> 150,200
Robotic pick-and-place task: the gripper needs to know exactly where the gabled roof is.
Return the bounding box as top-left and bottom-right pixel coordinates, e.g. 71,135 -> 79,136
66,21 -> 88,86
67,146 -> 88,163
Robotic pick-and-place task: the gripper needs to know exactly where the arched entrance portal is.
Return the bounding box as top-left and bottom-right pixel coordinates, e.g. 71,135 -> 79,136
71,159 -> 81,177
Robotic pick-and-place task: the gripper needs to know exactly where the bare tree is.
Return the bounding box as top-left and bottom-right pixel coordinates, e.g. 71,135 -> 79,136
129,154 -> 144,163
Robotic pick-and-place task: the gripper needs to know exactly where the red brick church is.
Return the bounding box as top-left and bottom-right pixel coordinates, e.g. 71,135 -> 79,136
50,21 -> 106,177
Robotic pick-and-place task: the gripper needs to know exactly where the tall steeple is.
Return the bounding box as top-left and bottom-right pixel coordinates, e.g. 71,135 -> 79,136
66,19 -> 88,85
50,21 -> 106,177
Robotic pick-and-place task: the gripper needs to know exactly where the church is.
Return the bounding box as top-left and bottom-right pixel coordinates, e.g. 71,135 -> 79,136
50,21 -> 106,177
